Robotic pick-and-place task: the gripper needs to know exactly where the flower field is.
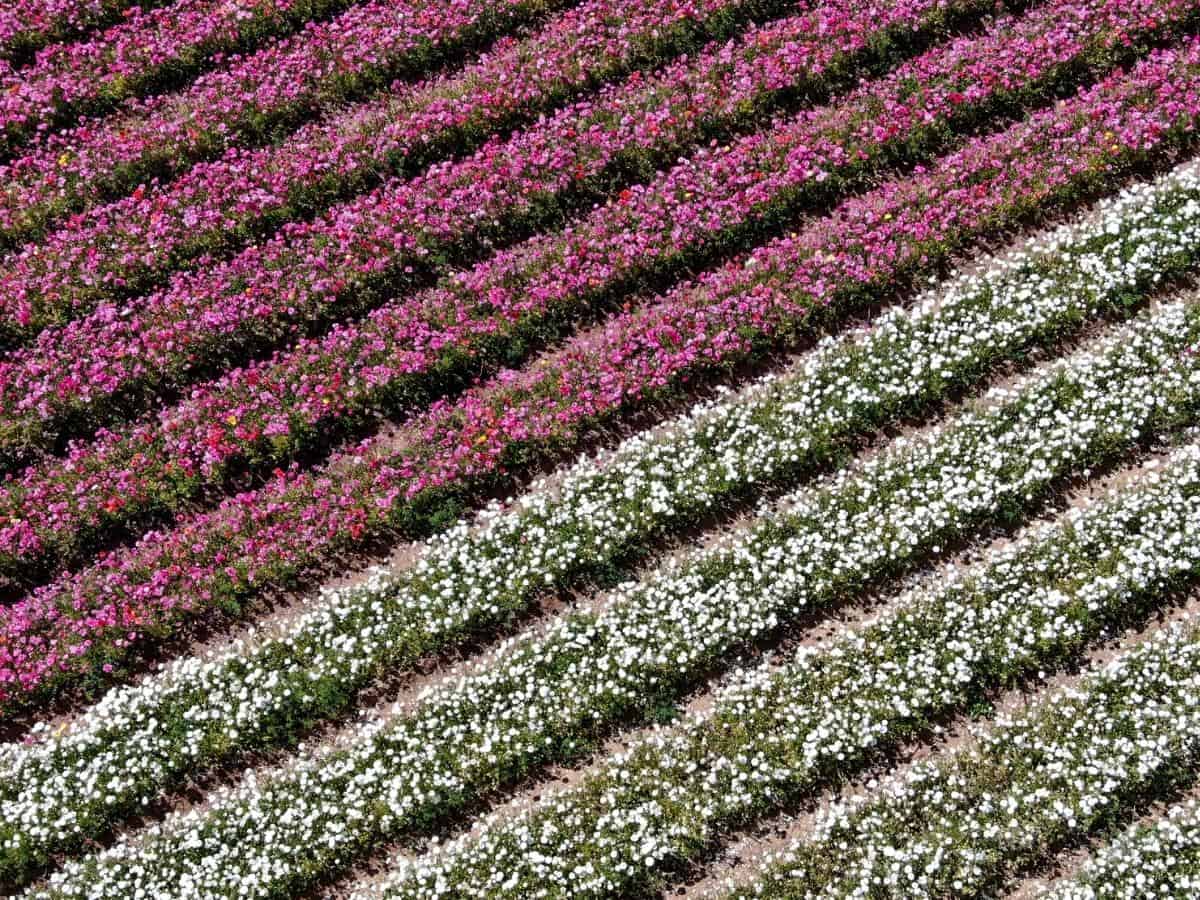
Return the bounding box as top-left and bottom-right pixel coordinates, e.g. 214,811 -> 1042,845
3,0 -> 1200,897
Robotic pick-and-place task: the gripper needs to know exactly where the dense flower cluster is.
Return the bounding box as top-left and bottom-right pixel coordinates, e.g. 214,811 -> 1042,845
0,0 -> 962,343
722,622 -> 1200,898
1042,800 -> 1200,899
0,0 -> 569,244
23,300 -> 1200,899
0,0 -> 982,452
2,44 -> 1198,712
0,0 -> 1179,580
387,36 -> 1200,503
719,625 -> 1200,898
5,0 -> 1200,891
373,443 -> 1200,899
4,155 -> 1193,880
0,0 -> 351,155
0,0 -> 152,64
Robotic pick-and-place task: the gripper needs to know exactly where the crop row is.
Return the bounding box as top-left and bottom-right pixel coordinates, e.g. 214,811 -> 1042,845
0,0 -> 357,157
1042,799 -> 1200,899
0,0 -> 1011,456
0,0 -> 1008,465
0,0 -> 978,344
1,39 -> 1196,713
710,618 -> 1200,899
380,37 -> 1200,514
0,0 -> 165,65
0,0 -> 575,245
372,434 -> 1200,900
0,0 -> 1175,582
3,155 -> 1192,881
21,296 -> 1200,899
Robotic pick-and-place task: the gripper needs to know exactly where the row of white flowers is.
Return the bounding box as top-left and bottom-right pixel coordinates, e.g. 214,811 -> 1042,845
1041,799 -> 1200,899
719,618 -> 1200,899
24,292 -> 1200,898
366,436 -> 1200,899
5,162 -> 1200,887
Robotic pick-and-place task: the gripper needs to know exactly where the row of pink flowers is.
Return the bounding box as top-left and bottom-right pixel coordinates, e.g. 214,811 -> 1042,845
0,0 -> 150,64
0,0 -> 810,339
0,0 -> 952,459
0,0 -> 1177,580
0,0 -> 354,157
0,0 -> 569,246
0,36 -> 1196,711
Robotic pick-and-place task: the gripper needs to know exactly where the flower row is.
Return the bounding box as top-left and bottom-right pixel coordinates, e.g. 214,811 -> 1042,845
4,153 -> 1190,881
720,620 -> 1200,899
0,0 -> 998,456
1042,799 -> 1200,899
0,0 -> 155,65
372,429 -> 1200,900
0,0 -> 955,343
0,0 -> 353,157
24,299 -> 1200,899
1,40 -> 1196,713
0,0 -> 569,245
0,0 -> 1166,581
387,36 -> 1200,512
